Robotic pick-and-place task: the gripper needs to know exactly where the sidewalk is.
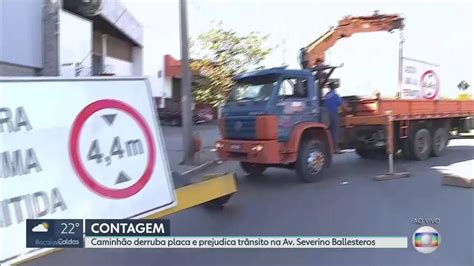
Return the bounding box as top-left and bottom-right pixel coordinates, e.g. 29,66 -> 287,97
166,146 -> 219,175
161,124 -> 221,182
433,139 -> 474,188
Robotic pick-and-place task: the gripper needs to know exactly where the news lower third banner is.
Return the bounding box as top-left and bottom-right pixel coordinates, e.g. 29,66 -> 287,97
85,236 -> 407,249
26,219 -> 407,249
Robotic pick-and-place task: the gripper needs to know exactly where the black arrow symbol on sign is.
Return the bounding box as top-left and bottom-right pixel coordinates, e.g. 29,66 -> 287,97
102,114 -> 117,126
115,171 -> 131,184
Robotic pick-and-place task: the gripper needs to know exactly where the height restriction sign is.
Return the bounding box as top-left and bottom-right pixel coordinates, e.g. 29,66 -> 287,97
69,99 -> 157,199
0,77 -> 176,264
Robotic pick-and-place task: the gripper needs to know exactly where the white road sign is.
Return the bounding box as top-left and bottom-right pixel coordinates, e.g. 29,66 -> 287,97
400,57 -> 440,100
0,77 -> 176,263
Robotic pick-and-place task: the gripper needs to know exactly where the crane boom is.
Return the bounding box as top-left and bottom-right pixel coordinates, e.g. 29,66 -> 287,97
299,11 -> 404,69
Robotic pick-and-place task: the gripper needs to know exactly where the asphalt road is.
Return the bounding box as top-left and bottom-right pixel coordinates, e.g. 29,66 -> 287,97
28,137 -> 474,266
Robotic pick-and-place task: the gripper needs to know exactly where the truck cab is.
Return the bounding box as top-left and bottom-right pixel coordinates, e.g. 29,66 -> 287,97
216,66 -> 334,182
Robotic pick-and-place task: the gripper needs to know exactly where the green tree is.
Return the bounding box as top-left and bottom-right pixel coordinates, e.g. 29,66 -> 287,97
191,26 -> 272,106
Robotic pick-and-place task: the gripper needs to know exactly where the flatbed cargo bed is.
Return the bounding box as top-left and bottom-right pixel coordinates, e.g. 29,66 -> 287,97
338,97 -> 473,160
343,98 -> 474,123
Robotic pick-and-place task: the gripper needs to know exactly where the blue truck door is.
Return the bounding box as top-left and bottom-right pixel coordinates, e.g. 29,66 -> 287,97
275,75 -> 319,142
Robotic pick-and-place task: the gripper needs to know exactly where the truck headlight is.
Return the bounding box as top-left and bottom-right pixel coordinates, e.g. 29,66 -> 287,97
251,144 -> 263,152
215,142 -> 224,149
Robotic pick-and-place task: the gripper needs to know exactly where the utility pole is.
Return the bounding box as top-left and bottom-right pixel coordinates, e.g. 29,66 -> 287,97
179,0 -> 194,165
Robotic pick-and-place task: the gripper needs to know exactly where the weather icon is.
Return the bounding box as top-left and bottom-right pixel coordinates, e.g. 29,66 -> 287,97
32,222 -> 49,233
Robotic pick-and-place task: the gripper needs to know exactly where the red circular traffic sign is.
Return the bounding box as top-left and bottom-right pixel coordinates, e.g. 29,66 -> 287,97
420,70 -> 440,100
69,99 -> 156,199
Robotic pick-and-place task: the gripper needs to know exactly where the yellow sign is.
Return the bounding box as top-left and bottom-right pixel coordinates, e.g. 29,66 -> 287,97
457,93 -> 472,100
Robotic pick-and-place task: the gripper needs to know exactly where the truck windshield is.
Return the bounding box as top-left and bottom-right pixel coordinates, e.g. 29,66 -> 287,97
227,75 -> 279,103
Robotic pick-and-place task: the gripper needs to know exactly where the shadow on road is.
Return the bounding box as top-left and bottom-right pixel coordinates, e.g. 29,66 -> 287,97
234,140 -> 473,188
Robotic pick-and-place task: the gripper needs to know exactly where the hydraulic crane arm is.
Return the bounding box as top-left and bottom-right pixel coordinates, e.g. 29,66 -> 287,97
299,11 -> 404,69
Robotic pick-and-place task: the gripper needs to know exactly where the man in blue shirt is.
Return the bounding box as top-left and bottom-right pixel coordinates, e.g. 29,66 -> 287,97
324,81 -> 343,153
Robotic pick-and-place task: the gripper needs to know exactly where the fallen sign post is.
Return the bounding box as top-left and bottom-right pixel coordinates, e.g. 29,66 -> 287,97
147,173 -> 238,218
0,77 -> 237,265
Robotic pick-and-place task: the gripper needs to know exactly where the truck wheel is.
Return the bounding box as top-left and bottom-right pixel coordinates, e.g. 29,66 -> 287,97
410,128 -> 432,160
431,127 -> 449,157
295,139 -> 326,183
240,162 -> 267,176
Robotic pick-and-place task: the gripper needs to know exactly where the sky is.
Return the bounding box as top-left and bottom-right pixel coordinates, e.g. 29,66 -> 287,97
123,0 -> 472,98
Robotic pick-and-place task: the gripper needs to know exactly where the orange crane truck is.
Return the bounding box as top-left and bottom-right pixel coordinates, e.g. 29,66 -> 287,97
215,12 -> 474,182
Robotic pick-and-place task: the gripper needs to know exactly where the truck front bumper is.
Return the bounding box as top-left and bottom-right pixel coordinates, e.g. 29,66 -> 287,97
215,139 -> 296,164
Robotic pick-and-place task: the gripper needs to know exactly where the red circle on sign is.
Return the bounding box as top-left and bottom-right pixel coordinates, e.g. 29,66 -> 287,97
69,99 -> 156,199
420,70 -> 440,100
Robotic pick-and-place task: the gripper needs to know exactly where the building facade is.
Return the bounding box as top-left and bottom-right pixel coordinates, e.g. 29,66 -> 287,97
0,0 -> 143,77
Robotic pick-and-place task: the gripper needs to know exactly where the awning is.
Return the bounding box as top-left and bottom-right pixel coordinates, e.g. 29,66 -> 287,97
164,54 -> 208,85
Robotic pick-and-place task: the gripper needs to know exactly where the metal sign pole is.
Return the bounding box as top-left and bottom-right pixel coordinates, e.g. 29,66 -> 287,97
398,30 -> 405,97
179,0 -> 194,165
374,112 -> 410,181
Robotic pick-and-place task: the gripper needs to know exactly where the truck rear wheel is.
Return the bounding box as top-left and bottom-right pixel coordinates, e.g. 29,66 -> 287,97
295,139 -> 327,183
431,127 -> 449,157
240,162 -> 267,176
409,128 -> 432,160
